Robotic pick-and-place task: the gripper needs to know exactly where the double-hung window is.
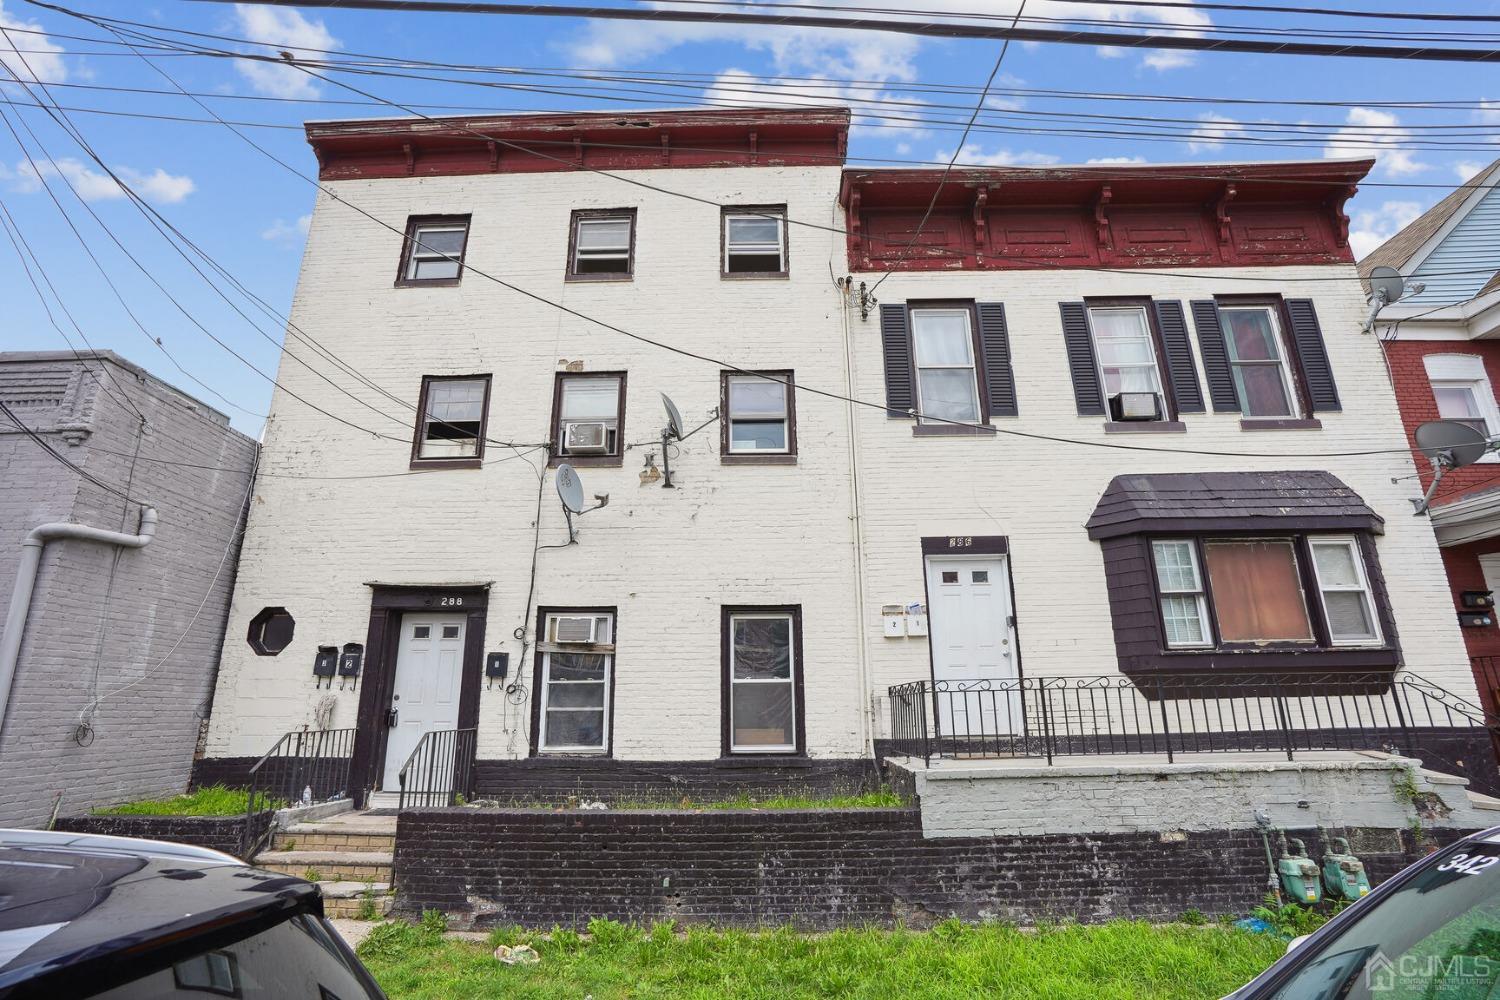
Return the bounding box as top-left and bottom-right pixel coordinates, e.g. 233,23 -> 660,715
1089,305 -> 1166,421
1425,355 -> 1500,449
398,215 -> 470,284
723,207 -> 787,276
1308,537 -> 1382,645
911,307 -> 981,425
1220,305 -> 1299,419
724,372 -> 794,456
1149,535 -> 1382,649
725,609 -> 800,755
538,611 -> 614,754
553,374 -> 624,463
412,375 -> 489,466
569,210 -> 634,278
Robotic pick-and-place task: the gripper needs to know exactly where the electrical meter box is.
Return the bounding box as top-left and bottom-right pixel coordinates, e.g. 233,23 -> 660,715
486,652 -> 509,679
1462,590 -> 1496,610
1460,611 -> 1495,629
1279,839 -> 1322,904
1321,838 -> 1371,901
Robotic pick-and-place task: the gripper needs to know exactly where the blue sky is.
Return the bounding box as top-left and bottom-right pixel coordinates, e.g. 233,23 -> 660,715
2,0 -> 1498,434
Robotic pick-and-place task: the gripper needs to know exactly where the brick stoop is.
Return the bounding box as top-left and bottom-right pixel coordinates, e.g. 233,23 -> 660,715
255,813 -> 398,920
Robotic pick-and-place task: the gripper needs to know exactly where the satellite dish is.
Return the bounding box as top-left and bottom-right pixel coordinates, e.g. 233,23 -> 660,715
1367,265 -> 1407,307
662,393 -> 685,441
1415,419 -> 1489,469
555,463 -> 586,514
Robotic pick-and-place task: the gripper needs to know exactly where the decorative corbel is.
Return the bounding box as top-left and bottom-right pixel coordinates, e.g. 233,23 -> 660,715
1214,183 -> 1237,245
1328,183 -> 1357,248
573,137 -> 584,167
1093,184 -> 1113,250
402,143 -> 414,176
972,186 -> 990,268
836,128 -> 849,162
848,186 -> 867,268
660,133 -> 671,165
749,130 -> 759,166
487,140 -> 499,172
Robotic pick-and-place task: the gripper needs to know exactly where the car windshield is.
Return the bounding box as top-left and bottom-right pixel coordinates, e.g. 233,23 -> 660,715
1261,839 -> 1500,999
87,913 -> 380,999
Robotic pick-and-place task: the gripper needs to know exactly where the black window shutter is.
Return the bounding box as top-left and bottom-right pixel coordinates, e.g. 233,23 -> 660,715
1190,300 -> 1241,413
879,303 -> 915,418
976,303 -> 1018,418
1059,302 -> 1104,416
1284,298 -> 1342,412
1153,300 -> 1204,414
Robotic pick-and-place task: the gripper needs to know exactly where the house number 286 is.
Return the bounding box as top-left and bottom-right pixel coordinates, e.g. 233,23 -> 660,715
948,537 -> 973,549
440,597 -> 464,607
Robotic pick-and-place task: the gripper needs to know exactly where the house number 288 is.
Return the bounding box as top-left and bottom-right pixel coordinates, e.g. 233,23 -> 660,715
440,597 -> 464,607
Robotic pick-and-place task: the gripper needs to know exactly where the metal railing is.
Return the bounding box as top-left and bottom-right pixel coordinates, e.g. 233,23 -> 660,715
887,672 -> 1492,768
240,727 -> 356,858
398,728 -> 477,809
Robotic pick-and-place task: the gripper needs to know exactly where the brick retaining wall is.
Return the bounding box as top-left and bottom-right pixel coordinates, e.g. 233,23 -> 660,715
471,757 -> 880,805
54,813 -> 268,860
395,807 -> 1468,930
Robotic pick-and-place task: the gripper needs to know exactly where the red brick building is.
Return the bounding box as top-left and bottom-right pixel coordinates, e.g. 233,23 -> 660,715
1365,160 -> 1500,699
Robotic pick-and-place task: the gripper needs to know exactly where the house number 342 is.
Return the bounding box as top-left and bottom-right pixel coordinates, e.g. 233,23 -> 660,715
948,537 -> 974,549
440,597 -> 464,607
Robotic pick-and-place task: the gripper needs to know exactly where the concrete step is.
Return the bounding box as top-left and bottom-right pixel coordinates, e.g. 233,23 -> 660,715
255,849 -> 393,883
273,829 -> 395,853
318,881 -> 394,920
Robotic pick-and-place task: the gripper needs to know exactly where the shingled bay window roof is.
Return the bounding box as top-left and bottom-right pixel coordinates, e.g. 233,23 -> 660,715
1085,471 -> 1384,541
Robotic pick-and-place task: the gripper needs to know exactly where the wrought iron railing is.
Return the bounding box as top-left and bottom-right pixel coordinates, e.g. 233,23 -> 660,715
887,673 -> 1492,769
240,727 -> 356,858
398,728 -> 477,809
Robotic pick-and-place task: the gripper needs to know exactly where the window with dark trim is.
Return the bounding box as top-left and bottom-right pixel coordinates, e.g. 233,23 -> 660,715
1218,302 -> 1301,419
567,209 -> 635,279
396,215 -> 470,286
721,370 -> 796,462
722,206 -> 787,277
1193,295 -> 1339,422
411,374 -> 490,468
532,608 -> 616,756
247,606 -> 295,656
911,305 -> 983,425
550,372 -> 626,467
1148,533 -> 1382,652
721,605 -> 804,756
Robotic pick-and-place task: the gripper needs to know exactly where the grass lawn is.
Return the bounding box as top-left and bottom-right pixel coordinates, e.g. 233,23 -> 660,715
92,784 -> 278,816
357,918 -> 1284,1000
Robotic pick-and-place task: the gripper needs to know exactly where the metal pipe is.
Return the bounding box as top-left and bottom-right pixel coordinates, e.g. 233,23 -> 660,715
0,507 -> 158,741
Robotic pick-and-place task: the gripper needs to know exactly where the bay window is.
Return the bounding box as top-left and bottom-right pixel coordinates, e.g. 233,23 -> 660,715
1309,537 -> 1382,645
723,607 -> 802,755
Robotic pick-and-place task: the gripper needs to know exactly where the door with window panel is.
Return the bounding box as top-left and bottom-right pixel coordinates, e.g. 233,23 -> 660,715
911,308 -> 981,425
924,557 -> 1019,739
538,613 -> 613,753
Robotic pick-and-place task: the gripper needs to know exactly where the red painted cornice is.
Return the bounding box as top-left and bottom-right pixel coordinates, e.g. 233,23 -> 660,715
305,107 -> 852,181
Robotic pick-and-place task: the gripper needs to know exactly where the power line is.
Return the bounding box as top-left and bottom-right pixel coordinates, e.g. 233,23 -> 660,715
169,0 -> 1500,63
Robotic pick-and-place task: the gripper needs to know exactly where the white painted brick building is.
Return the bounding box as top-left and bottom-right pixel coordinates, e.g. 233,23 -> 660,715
200,108 -> 1490,805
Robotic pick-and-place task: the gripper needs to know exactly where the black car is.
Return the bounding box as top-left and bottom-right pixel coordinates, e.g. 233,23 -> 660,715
1228,824 -> 1500,999
0,829 -> 385,999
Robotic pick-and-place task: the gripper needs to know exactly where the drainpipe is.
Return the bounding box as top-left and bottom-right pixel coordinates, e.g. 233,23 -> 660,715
0,507 -> 158,741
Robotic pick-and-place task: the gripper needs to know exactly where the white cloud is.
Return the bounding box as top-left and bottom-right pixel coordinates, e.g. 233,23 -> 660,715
1323,107 -> 1425,177
1087,155 -> 1148,165
1143,50 -> 1195,72
1477,99 -> 1500,125
1455,160 -> 1486,183
5,157 -> 195,204
261,213 -> 312,243
232,4 -> 338,99
1349,199 -> 1423,260
0,0 -> 66,84
1186,114 -> 1246,153
936,144 -> 1060,167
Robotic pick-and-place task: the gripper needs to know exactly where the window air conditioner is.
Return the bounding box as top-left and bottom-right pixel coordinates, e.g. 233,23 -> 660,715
564,421 -> 609,454
553,616 -> 598,644
1109,392 -> 1162,422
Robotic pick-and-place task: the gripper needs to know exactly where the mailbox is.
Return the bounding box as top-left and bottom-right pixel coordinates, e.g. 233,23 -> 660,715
338,643 -> 363,677
313,645 -> 337,678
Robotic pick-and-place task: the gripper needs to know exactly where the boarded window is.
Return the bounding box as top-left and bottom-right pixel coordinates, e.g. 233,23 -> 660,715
1203,540 -> 1313,642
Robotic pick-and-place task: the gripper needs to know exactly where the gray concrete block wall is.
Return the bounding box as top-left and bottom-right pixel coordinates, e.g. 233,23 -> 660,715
0,351 -> 258,826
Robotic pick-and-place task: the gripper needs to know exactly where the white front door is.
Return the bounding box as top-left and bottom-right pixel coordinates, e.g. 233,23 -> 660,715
925,555 -> 1021,739
382,613 -> 464,789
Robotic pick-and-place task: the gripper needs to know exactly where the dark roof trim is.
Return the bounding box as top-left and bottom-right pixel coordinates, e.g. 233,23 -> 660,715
1086,471 -> 1384,540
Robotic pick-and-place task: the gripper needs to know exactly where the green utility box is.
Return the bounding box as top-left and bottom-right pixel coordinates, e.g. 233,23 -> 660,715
1278,838 -> 1322,904
1321,837 -> 1371,901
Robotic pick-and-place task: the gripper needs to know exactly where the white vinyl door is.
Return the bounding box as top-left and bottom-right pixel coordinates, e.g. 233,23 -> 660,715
925,556 -> 1020,739
382,614 -> 464,789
